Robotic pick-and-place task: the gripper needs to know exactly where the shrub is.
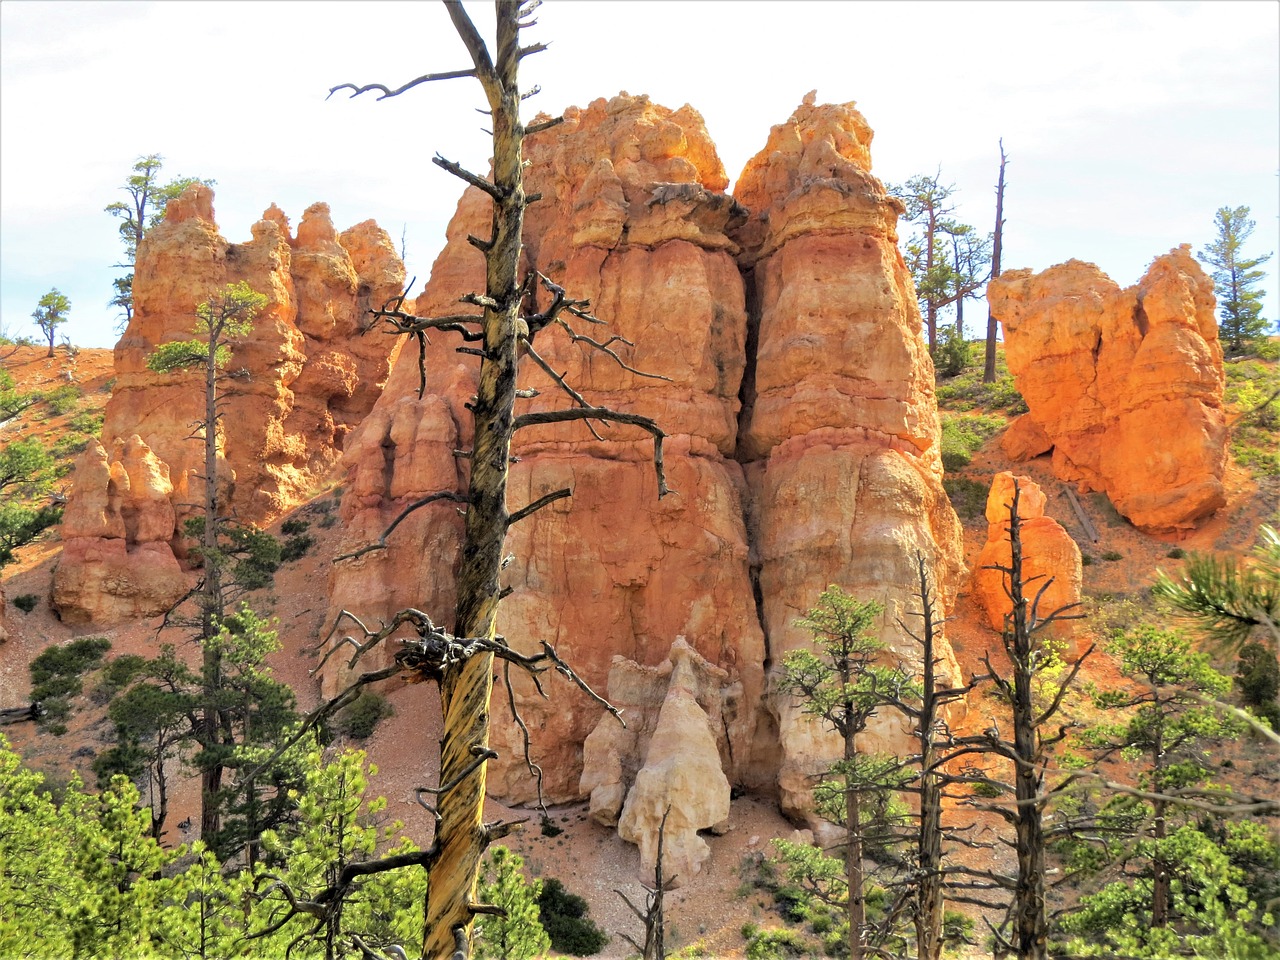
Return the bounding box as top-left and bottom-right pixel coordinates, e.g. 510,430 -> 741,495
280,533 -> 315,562
1101,550 -> 1124,562
537,877 -> 609,956
280,517 -> 310,536
29,636 -> 111,734
282,535 -> 310,562
67,411 -> 104,435
935,328 -> 974,379
940,414 -> 1005,471
12,593 -> 38,613
942,909 -> 976,950
744,927 -> 808,960
335,691 -> 393,740
1166,547 -> 1186,559
943,476 -> 989,520
1236,642 -> 1280,729
43,384 -> 82,415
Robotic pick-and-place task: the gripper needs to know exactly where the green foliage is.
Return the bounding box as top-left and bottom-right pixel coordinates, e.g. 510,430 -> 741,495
0,369 -> 38,421
256,746 -> 427,954
1101,550 -> 1124,562
67,410 -> 104,435
935,327 -> 973,378
474,846 -> 551,960
0,436 -> 54,495
943,475 -> 989,519
29,636 -> 111,734
942,909 -> 975,951
1236,642 -> 1280,728
281,517 -> 311,536
31,287 -> 70,353
934,347 -> 1026,415
744,926 -> 809,960
1200,205 -> 1274,354
1227,372 -> 1280,477
0,501 -> 62,567
336,690 -> 394,740
1153,525 -> 1280,649
1058,825 -> 1276,957
106,155 -> 215,324
12,593 -> 38,613
538,877 -> 610,955
939,413 -> 1004,471
146,280 -> 265,376
281,532 -> 316,562
183,516 -> 282,592
43,383 -> 82,415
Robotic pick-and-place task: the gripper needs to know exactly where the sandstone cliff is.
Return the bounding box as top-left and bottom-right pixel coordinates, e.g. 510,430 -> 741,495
988,247 -> 1226,533
54,188 -> 404,624
325,91 -> 966,864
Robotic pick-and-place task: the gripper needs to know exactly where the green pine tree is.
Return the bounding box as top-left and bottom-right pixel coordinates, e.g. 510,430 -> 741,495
1199,205 -> 1274,354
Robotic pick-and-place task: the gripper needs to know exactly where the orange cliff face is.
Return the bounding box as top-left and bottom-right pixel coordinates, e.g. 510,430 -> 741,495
53,187 -> 404,625
988,247 -> 1227,534
324,90 -> 967,865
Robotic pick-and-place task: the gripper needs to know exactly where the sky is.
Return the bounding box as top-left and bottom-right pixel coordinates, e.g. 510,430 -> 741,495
1,0 -> 1277,351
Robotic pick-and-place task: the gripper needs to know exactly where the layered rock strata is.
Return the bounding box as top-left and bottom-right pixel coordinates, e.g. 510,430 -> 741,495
54,189 -> 404,623
325,91 -> 966,849
988,248 -> 1226,533
732,93 -> 966,819
973,472 -> 1082,632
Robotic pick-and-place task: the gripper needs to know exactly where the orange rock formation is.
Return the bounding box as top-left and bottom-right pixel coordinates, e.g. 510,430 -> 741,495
325,91 -> 965,849
973,472 -> 1082,632
988,247 -> 1226,533
54,189 -> 404,624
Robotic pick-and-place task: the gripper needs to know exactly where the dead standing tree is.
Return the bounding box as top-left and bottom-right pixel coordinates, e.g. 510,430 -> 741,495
319,2 -> 669,958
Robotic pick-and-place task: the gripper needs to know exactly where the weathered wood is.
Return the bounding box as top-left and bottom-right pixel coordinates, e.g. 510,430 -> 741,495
1062,486 -> 1099,543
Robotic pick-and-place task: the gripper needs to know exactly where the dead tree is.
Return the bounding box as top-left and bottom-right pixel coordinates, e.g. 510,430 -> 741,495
308,3 -> 669,957
942,480 -> 1092,959
616,806 -> 673,960
982,140 -> 1007,384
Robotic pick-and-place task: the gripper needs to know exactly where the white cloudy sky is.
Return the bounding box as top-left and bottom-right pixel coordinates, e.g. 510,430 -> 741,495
2,0 -> 1277,350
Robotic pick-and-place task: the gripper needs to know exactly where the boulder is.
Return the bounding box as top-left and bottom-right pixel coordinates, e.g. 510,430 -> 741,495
988,247 -> 1226,532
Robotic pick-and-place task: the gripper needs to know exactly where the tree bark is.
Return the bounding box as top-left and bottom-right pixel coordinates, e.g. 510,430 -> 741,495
199,327 -> 225,843
914,564 -> 944,960
1006,489 -> 1048,960
422,5 -> 525,957
983,140 -> 1007,383
845,726 -> 866,960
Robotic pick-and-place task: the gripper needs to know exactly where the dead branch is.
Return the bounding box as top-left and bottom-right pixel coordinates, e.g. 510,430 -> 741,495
334,491 -> 471,562
514,406 -> 670,496
432,154 -> 505,200
507,488 -> 572,527
327,67 -> 477,102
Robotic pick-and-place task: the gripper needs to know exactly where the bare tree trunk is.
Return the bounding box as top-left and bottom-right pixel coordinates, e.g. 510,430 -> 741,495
983,140 -> 1007,384
913,558 -> 944,960
846,728 -> 866,960
1006,492 -> 1048,960
423,5 -> 525,957
199,331 -> 225,843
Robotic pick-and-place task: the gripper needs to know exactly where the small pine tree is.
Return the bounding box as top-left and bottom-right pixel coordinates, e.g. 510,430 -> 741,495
474,847 -> 550,960
1199,205 -> 1274,353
